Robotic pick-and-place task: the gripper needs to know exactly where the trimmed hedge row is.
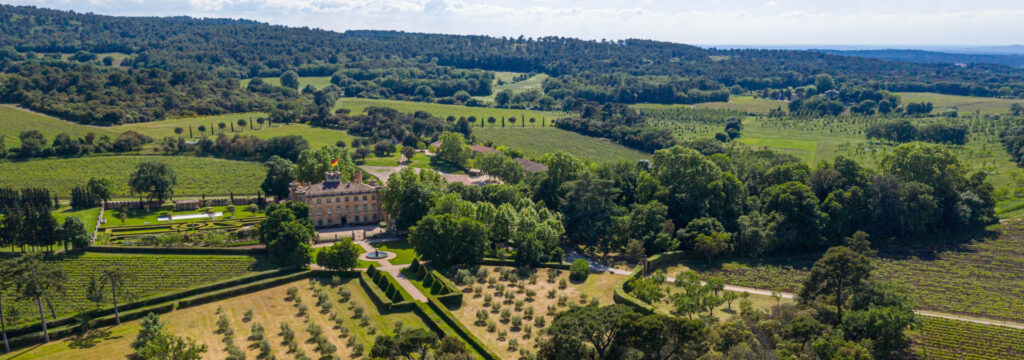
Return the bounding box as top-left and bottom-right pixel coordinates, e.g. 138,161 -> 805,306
425,296 -> 500,360
6,267 -> 296,338
408,258 -> 463,306
86,245 -> 266,255
479,258 -> 570,270
360,265 -> 416,312
7,269 -> 323,350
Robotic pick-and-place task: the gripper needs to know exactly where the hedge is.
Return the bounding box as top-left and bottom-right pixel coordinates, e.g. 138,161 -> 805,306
6,269 -> 329,350
407,258 -> 463,306
360,265 -> 415,312
425,296 -> 500,360
86,245 -> 267,255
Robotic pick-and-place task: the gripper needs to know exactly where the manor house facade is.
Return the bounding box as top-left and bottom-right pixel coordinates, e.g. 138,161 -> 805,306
288,171 -> 385,228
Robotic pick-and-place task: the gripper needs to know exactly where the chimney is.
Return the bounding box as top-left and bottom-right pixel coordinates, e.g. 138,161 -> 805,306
353,171 -> 363,184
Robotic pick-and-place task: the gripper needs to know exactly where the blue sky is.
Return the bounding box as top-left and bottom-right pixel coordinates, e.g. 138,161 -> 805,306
5,0 -> 1023,46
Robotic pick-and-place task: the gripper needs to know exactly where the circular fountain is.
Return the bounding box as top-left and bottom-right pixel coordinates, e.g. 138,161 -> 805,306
365,249 -> 388,259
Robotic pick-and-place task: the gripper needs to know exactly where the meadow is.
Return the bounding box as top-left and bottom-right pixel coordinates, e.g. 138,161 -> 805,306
898,92 -> 1022,115
0,252 -> 272,328
473,127 -> 650,164
473,72 -> 549,102
52,206 -> 102,234
0,105 -> 117,147
102,205 -> 263,227
0,277 -> 430,360
0,156 -> 265,197
239,76 -> 334,90
338,97 -> 565,123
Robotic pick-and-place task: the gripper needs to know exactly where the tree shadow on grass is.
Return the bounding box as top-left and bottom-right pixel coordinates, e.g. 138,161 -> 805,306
67,327 -> 117,349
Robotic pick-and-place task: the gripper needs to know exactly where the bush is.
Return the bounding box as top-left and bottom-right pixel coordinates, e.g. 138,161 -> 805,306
569,259 -> 589,282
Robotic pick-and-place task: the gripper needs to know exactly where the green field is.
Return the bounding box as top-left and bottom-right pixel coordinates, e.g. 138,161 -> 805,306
338,97 -> 564,123
694,96 -> 788,114
0,156 -> 265,197
899,92 -> 1022,115
52,206 -> 102,234
632,96 -> 788,115
0,252 -> 272,328
473,127 -> 650,164
0,105 -> 117,147
239,76 -> 334,90
474,72 -> 549,102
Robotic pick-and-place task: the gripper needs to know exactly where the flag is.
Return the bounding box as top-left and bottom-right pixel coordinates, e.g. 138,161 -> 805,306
330,158 -> 339,167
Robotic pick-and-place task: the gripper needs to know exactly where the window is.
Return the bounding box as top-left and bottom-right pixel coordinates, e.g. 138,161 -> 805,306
336,206 -> 340,213
363,204 -> 368,212
317,208 -> 322,215
363,195 -> 368,201
317,219 -> 323,226
355,215 -> 360,222
327,208 -> 332,214
335,197 -> 340,203
346,206 -> 350,213
372,195 -> 376,200
345,196 -> 349,202
316,199 -> 321,204
372,214 -> 377,220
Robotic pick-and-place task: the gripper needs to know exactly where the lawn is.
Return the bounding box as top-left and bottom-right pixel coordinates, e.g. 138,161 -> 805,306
0,252 -> 273,329
694,96 -> 788,114
101,205 -> 263,227
368,239 -> 418,266
0,155 -> 265,198
473,127 -> 650,164
111,112 -> 268,140
442,266 -> 621,359
52,206 -> 102,234
898,92 -> 1022,115
0,277 -> 430,360
0,105 -> 117,147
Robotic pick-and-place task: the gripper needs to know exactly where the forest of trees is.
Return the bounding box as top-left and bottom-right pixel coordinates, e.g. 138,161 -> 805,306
1,5 -> 1022,110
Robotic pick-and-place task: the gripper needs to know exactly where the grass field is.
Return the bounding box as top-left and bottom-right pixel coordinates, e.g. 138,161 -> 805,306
898,92 -> 1022,115
473,127 -> 650,164
0,277 -> 430,360
52,206 -> 102,234
338,97 -> 564,123
0,156 -> 265,197
474,73 -> 549,103
0,105 -> 117,147
0,253 -> 272,329
239,76 -> 334,90
115,112 -> 357,149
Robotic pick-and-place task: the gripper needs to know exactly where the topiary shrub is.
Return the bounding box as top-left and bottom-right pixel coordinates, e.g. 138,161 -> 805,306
569,259 -> 589,282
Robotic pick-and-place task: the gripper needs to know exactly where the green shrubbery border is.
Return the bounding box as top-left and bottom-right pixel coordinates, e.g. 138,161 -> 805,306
479,257 -> 571,269
424,295 -> 500,359
361,265 -> 416,312
408,258 -> 463,306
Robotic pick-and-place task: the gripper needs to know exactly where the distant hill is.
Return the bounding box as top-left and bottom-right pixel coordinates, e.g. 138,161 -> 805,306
816,49 -> 1024,68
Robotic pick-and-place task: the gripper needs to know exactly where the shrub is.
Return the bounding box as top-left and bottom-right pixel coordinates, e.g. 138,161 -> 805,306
242,309 -> 254,322
535,316 -> 545,327
476,309 -> 489,326
501,309 -> 512,322
498,329 -> 507,341
487,321 -> 497,333
524,306 -> 534,318
352,343 -> 365,356
569,259 -> 589,282
547,289 -> 556,299
558,278 -> 567,289
250,323 -> 265,340
511,315 -> 522,329
286,286 -> 298,300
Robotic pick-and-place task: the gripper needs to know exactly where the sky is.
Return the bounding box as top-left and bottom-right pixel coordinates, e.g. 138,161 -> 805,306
4,0 -> 1024,47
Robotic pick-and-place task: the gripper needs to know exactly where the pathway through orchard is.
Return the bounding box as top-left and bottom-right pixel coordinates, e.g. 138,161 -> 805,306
565,250 -> 1024,330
